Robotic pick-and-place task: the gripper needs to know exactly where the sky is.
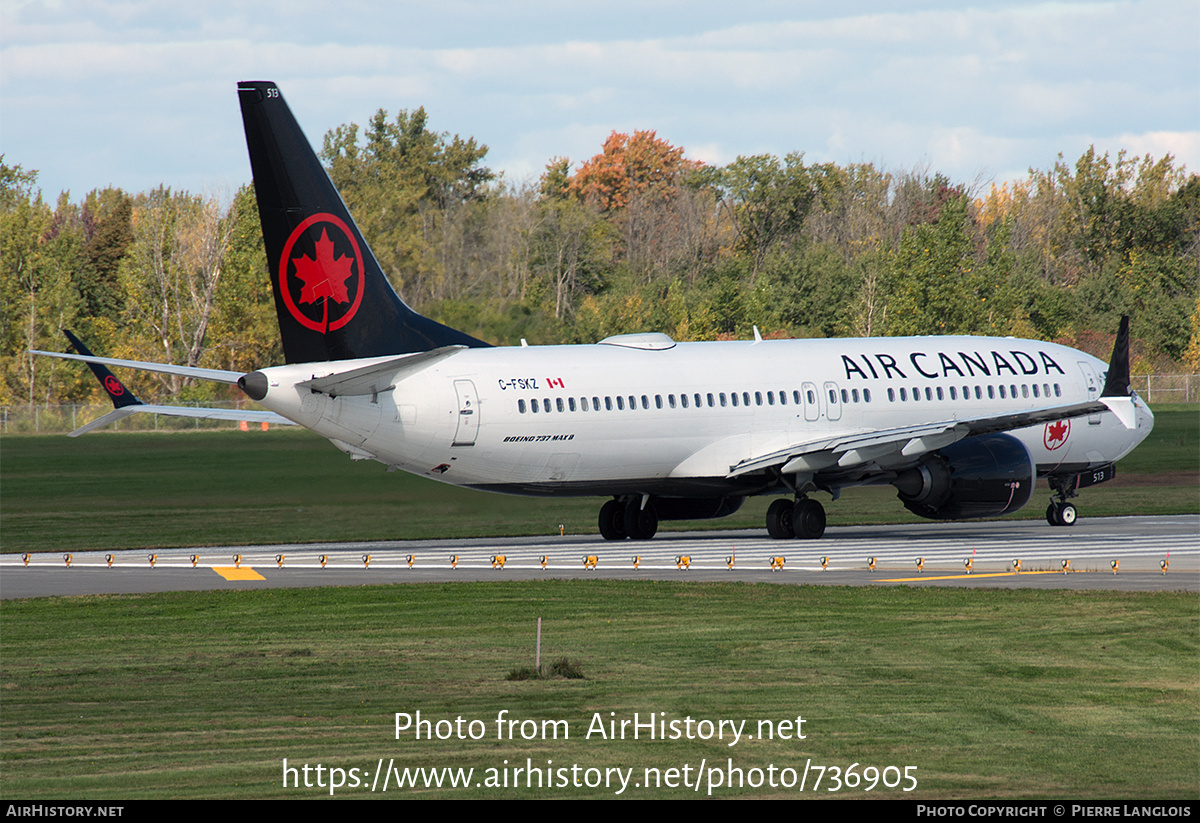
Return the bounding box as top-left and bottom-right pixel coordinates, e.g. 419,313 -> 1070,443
2,0 -> 1197,201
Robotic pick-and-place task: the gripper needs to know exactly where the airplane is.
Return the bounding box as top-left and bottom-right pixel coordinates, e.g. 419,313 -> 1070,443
33,80 -> 1155,541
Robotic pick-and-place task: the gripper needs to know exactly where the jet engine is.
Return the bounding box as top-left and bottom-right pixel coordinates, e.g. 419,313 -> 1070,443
891,433 -> 1034,520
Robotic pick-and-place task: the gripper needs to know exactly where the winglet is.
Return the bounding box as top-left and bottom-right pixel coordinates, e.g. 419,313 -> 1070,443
64,330 -> 143,409
1100,315 -> 1131,398
1100,315 -> 1136,429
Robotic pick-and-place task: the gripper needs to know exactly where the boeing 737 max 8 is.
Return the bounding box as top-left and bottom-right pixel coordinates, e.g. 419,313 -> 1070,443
34,81 -> 1155,541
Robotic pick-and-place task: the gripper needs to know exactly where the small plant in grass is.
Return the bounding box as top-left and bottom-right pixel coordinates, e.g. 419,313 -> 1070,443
506,657 -> 585,681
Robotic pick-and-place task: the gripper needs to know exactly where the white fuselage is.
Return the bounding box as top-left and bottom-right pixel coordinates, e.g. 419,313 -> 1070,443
250,333 -> 1154,500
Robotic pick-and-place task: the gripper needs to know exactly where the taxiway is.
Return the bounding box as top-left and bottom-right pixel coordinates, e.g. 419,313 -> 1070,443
2,515 -> 1196,599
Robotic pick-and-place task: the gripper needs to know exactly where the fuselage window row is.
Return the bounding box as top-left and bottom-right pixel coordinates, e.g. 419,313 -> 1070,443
516,386 -> 880,414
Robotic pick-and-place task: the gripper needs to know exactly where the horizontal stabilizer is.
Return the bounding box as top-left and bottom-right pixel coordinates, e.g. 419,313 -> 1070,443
69,405 -> 295,437
30,350 -> 244,384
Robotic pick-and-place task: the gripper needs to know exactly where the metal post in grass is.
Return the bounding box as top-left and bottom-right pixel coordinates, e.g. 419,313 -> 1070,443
536,617 -> 542,672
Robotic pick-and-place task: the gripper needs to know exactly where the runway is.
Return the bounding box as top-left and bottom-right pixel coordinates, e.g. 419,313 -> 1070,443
3,515 -> 1196,598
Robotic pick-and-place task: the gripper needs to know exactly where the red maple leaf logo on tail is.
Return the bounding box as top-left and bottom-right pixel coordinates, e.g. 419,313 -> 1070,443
291,228 -> 355,304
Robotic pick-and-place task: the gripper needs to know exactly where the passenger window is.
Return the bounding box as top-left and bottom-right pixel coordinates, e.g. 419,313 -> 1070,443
641,395 -> 649,410
900,387 -> 907,401
616,396 -> 624,411
681,394 -> 689,409
556,398 -> 564,412
518,399 -> 526,413
864,388 -> 871,402
731,392 -> 739,407
888,388 -> 895,402
719,393 -> 727,407
605,396 -> 613,411
543,399 -> 551,413
707,393 -> 715,407
581,397 -> 590,411
840,389 -> 848,404
568,397 -> 576,412
949,386 -> 957,400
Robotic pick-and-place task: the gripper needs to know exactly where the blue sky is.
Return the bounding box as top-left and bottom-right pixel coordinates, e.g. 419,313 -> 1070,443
2,0 -> 1197,200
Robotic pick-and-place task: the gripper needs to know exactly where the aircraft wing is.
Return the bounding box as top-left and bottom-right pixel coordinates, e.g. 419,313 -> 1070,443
729,314 -> 1138,479
727,399 -> 1112,479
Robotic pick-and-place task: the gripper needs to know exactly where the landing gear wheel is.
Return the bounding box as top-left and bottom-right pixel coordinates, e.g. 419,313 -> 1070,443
1046,501 -> 1078,527
624,500 -> 658,540
599,500 -> 627,540
791,498 -> 826,540
766,499 -> 795,539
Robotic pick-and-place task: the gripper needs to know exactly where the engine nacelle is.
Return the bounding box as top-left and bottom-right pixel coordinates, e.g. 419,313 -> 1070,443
892,433 -> 1034,520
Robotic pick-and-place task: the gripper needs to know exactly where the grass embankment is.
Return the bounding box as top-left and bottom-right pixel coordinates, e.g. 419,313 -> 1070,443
1,407 -> 1195,553
1,582 -> 1195,799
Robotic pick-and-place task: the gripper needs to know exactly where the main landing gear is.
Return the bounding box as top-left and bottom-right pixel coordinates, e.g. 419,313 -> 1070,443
765,496 -> 826,540
599,498 -> 658,541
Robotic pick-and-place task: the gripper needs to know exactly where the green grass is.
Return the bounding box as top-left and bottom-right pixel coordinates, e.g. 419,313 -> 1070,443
2,407 -> 1195,553
1,582 -> 1195,799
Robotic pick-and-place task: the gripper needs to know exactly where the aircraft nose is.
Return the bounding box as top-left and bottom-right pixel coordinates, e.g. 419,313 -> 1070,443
238,371 -> 269,401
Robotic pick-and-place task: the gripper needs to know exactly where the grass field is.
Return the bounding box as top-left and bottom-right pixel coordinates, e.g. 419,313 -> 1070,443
1,406 -> 1195,553
1,582 -> 1195,799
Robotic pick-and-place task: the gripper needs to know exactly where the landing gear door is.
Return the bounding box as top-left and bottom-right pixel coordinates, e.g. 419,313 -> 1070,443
452,379 -> 479,446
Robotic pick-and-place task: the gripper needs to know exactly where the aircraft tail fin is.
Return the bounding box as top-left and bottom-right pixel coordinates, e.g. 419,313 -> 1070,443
236,81 -> 490,364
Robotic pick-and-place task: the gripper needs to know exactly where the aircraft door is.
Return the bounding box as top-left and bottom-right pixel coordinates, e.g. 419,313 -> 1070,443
823,381 -> 842,421
1077,362 -> 1101,425
801,382 -> 820,422
452,379 -> 479,446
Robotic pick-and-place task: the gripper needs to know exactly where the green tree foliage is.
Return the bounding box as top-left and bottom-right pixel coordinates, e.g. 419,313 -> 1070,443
0,161 -> 84,404
4,128 -> 1198,410
320,107 -> 494,306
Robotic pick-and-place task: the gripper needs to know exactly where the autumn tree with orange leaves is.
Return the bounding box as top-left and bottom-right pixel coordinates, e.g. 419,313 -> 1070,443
568,131 -> 701,212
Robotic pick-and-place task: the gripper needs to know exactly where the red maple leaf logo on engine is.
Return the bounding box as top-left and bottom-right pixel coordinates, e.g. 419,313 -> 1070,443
291,228 -> 354,305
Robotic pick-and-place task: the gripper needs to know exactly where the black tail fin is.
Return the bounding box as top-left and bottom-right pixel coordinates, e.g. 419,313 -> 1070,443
64,330 -> 143,408
236,81 -> 490,364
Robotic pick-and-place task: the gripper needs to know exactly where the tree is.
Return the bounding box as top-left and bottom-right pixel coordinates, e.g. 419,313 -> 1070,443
568,131 -> 700,213
320,108 -> 493,306
0,161 -> 84,404
118,187 -> 235,396
707,153 -> 819,279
